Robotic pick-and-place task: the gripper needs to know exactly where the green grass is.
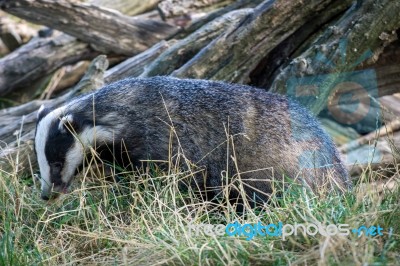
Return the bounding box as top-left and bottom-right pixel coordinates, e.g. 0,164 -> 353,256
0,156 -> 399,265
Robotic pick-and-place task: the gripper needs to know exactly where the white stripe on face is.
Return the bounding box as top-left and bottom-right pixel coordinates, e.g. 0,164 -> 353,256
61,142 -> 84,184
59,125 -> 115,185
35,107 -> 65,197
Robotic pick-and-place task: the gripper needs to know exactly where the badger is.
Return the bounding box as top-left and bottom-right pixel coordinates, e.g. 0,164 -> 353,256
35,76 -> 350,202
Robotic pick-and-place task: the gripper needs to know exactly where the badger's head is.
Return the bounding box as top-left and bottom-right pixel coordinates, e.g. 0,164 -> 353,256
35,105 -> 89,200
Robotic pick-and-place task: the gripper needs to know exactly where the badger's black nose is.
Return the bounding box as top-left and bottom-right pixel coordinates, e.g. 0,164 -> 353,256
41,195 -> 50,201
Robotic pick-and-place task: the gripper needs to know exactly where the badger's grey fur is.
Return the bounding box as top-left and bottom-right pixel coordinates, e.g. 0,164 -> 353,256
35,76 -> 350,202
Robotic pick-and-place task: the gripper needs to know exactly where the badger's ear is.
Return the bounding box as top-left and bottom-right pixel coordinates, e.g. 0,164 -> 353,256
58,114 -> 81,134
37,105 -> 52,122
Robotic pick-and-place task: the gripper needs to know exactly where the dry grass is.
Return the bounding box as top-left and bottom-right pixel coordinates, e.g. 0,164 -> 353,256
0,129 -> 399,266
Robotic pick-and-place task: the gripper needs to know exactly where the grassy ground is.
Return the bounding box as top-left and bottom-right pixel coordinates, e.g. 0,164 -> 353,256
0,154 -> 399,265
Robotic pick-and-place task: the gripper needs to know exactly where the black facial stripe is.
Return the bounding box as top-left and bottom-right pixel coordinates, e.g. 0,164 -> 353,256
50,163 -> 63,186
44,111 -> 95,185
45,120 -> 75,185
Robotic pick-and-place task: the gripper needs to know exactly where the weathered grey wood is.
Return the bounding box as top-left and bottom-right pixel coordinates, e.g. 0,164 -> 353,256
269,0 -> 400,115
0,34 -> 96,96
249,0 -> 357,89
105,41 -> 173,84
52,61 -> 91,94
172,0 -> 353,83
311,63 -> 400,135
89,0 -> 159,16
158,0 -> 234,19
0,13 -> 37,52
343,130 -> 400,176
376,65 -> 400,97
0,39 -> 173,142
0,0 -> 178,55
172,0 -> 264,39
141,9 -> 252,77
339,119 -> 400,154
0,55 -> 108,140
0,39 -> 8,56
0,17 -> 21,51
0,55 -> 109,172
337,111 -> 400,175
379,94 -> 400,122
0,0 -> 267,96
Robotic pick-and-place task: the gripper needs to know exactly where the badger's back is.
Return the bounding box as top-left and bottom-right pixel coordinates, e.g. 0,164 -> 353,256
62,77 -> 350,202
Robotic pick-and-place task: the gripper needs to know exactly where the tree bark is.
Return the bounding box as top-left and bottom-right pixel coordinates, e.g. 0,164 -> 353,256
343,131 -> 400,176
339,119 -> 400,154
171,0 -> 353,82
141,8 -> 252,77
0,0 -> 178,55
89,0 -> 159,16
0,34 -> 96,96
269,0 -> 400,115
157,0 -> 235,19
0,13 -> 37,52
0,39 -> 184,166
172,0 -> 264,39
105,41 -> 173,84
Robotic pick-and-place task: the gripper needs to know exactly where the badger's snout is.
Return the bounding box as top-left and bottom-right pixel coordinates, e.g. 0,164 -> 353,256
37,159 -> 79,201
39,175 -> 53,200
40,187 -> 59,201
37,168 -> 72,201
40,180 -> 70,201
41,193 -> 50,201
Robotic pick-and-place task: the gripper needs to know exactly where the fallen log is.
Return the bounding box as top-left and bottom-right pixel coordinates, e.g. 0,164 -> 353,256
339,119 -> 400,154
0,34 -> 96,96
105,40 -> 173,83
172,0 -> 264,39
0,12 -> 37,52
269,0 -> 400,115
0,0 -> 178,55
157,0 -> 235,19
339,119 -> 400,176
0,39 -> 173,126
343,130 -> 400,176
171,0 -> 353,83
0,39 -> 8,57
89,0 -> 159,16
141,8 -> 252,77
0,0 -> 248,96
